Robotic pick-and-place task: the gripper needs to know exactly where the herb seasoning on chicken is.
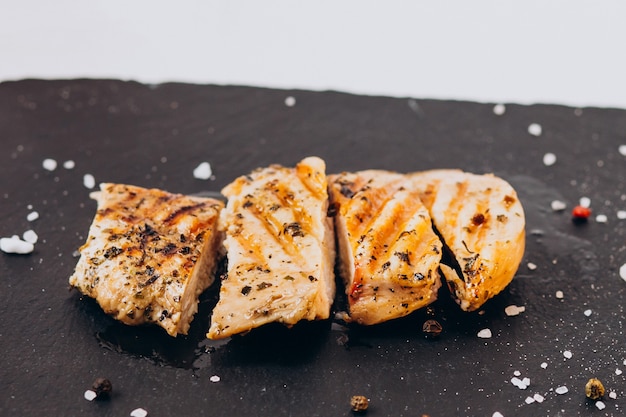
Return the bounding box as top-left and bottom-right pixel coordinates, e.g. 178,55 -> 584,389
69,183 -> 224,336
207,157 -> 335,339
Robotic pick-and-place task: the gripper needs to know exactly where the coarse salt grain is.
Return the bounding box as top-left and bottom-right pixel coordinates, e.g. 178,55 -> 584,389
584,309 -> 592,317
23,230 -> 38,244
619,144 -> 626,156
27,211 -> 39,221
616,368 -> 623,375
618,210 -> 626,220
527,262 -> 537,270
493,104 -> 506,116
63,160 -> 75,169
579,197 -> 591,208
533,393 -> 544,403
528,123 -> 542,137
543,153 -> 557,166
492,413 -> 504,417
83,174 -> 96,189
477,328 -> 492,339
541,362 -> 548,369
42,158 -> 57,171
210,375 -> 221,383
620,263 -> 626,281
505,305 -> 526,316
511,376 -> 530,390
609,391 -> 617,399
83,389 -> 97,401
596,401 -> 606,410
0,236 -> 34,254
556,290 -> 564,299
551,200 -> 566,211
193,162 -> 213,180
595,214 -> 608,223
524,396 -> 535,404
284,96 -> 296,107
563,350 -> 573,359
130,408 -> 148,417
555,386 -> 568,395
514,370 -> 521,377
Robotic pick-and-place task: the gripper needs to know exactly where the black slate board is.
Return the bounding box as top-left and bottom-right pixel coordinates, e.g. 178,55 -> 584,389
1,79 -> 626,416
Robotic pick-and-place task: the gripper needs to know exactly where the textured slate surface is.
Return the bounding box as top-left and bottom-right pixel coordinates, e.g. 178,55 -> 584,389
1,79 -> 625,416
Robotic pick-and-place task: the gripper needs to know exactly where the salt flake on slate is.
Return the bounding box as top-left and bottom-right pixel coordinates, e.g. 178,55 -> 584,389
617,210 -> 626,220
616,368 -> 622,375
0,236 -> 34,254
193,162 -> 213,180
551,200 -> 566,211
511,376 -> 530,389
555,386 -> 569,395
528,123 -> 542,137
563,350 -> 573,359
541,362 -> 548,369
543,153 -> 557,166
130,408 -> 148,417
83,174 -> 96,189
477,328 -> 492,339
42,158 -> 57,171
584,309 -> 592,317
579,197 -> 591,208
524,396 -> 535,404
595,214 -> 608,223
284,96 -> 296,107
619,263 -> 626,281
609,391 -> 618,399
596,401 -> 606,410
63,160 -> 75,169
83,389 -> 97,401
556,290 -> 564,299
527,262 -> 537,270
210,375 -> 221,383
23,230 -> 38,244
27,211 -> 39,221
619,144 -> 626,156
533,393 -> 545,403
505,305 -> 526,316
493,104 -> 506,116
492,412 -> 504,417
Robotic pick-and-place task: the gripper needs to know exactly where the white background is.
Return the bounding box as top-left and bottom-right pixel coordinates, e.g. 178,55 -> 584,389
2,1 -> 626,108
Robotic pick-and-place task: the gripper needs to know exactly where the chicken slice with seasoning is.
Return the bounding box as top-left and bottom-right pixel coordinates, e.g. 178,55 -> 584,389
329,170 -> 443,325
69,183 -> 224,336
410,170 -> 525,311
207,156 -> 335,339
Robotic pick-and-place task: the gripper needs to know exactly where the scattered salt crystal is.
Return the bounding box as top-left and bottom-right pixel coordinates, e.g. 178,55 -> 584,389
130,408 -> 148,417
618,210 -> 626,220
620,263 -> 626,281
619,144 -> 626,156
63,160 -> 75,169
492,412 -> 504,417
284,96 -> 296,107
193,162 -> 213,180
1,236 -> 34,254
23,230 -> 38,244
27,211 -> 39,222
83,389 -> 97,401
511,376 -> 529,389
83,174 -> 96,189
477,328 -> 492,339
616,368 -> 623,375
528,123 -> 542,137
209,375 -> 221,383
609,391 -> 617,399
540,362 -> 548,369
543,153 -> 557,166
551,200 -> 566,211
522,377 -> 530,386
42,158 -> 57,171
493,104 -> 506,116
533,393 -> 544,403
527,262 -> 537,270
556,290 -> 564,299
555,386 -> 569,395
524,396 -> 535,404
579,196 -> 591,208
595,214 -> 608,223
514,370 -> 521,377
596,401 -> 606,410
505,305 -> 526,316
563,350 -> 573,359
584,309 -> 592,317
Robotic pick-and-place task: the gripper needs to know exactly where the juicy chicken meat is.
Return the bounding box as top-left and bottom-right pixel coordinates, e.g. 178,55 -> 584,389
329,170 -> 443,325
69,183 -> 224,336
410,170 -> 526,311
207,156 -> 336,339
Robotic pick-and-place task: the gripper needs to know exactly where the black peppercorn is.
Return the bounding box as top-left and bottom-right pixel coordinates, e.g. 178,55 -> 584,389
92,377 -> 113,399
422,319 -> 443,338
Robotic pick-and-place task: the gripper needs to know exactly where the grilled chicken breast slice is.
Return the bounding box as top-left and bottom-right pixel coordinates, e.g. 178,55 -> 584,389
329,170 -> 443,325
207,156 -> 335,339
69,183 -> 224,336
410,170 -> 525,311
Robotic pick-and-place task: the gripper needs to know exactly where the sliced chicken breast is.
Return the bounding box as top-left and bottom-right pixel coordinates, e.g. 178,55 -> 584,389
410,170 -> 526,311
207,156 -> 335,339
329,170 -> 443,325
69,183 -> 224,336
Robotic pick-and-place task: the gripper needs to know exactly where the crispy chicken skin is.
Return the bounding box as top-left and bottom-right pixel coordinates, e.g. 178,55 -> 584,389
207,157 -> 335,339
69,183 -> 224,336
410,170 -> 526,311
329,170 -> 443,325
